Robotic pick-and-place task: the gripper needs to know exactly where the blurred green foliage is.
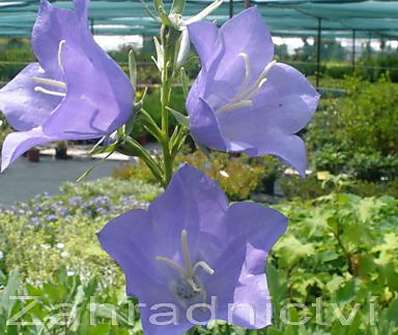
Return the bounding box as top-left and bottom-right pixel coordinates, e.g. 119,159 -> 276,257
280,173 -> 398,200
0,178 -> 160,283
0,38 -> 34,83
113,151 -> 281,200
307,75 -> 398,181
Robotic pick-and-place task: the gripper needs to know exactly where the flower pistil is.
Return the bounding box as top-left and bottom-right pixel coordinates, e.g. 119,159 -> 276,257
156,229 -> 214,306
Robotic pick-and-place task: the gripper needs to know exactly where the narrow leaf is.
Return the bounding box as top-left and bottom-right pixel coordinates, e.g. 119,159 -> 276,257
153,37 -> 164,71
166,106 -> 189,127
176,28 -> 190,68
0,270 -> 20,318
128,49 -> 137,88
170,0 -> 185,15
76,166 -> 95,183
180,67 -> 190,97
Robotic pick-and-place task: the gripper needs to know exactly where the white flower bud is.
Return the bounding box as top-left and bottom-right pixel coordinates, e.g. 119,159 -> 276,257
176,28 -> 190,68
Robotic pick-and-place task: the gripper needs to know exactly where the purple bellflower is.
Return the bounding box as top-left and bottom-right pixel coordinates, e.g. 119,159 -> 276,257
186,8 -> 319,175
0,0 -> 134,172
98,165 -> 287,335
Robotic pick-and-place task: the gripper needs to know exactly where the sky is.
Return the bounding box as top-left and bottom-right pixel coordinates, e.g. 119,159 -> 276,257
94,35 -> 398,55
94,35 -> 143,51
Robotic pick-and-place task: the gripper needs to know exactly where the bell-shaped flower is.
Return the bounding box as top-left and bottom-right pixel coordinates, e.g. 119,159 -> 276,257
186,8 -> 319,175
98,164 -> 287,335
0,0 -> 134,172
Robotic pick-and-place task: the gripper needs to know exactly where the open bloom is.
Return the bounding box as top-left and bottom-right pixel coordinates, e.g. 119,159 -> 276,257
98,165 -> 287,335
186,8 -> 319,175
0,0 -> 133,172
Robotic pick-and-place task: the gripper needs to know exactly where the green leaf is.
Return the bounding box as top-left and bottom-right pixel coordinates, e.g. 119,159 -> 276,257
386,298 -> 398,325
76,166 -> 96,183
180,67 -> 190,97
153,37 -> 164,71
90,140 -> 118,156
275,235 -> 315,267
170,0 -> 185,14
153,0 -> 162,11
166,106 -> 189,127
128,49 -> 137,88
267,263 -> 288,319
93,304 -> 132,327
0,270 -> 20,319
266,328 -> 284,335
335,279 -> 356,303
124,112 -> 137,137
158,6 -> 173,26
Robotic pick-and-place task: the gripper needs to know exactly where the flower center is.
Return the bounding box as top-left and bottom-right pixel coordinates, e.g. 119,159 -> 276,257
32,40 -> 67,98
217,53 -> 276,113
155,230 -> 214,307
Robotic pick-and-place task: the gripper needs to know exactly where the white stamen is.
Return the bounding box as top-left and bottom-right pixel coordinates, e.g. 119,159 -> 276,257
34,86 -> 66,97
155,256 -> 186,276
181,229 -> 193,276
262,60 -> 277,78
218,100 -> 253,113
252,60 -> 276,94
192,261 -> 215,275
155,230 -> 215,298
58,40 -> 66,73
32,77 -> 66,89
258,78 -> 268,89
217,58 -> 277,113
187,278 -> 202,292
239,53 -> 251,83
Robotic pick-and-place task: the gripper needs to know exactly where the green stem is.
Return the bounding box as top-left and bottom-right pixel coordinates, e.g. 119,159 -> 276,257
159,25 -> 179,186
332,226 -> 354,274
141,108 -> 163,142
122,138 -> 165,185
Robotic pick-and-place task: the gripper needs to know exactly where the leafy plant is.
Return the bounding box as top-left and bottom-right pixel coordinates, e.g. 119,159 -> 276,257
307,75 -> 398,181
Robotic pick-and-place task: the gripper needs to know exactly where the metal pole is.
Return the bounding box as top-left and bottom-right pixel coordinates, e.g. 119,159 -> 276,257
352,29 -> 356,72
316,18 -> 322,90
229,0 -> 234,18
90,18 -> 95,35
368,32 -> 372,60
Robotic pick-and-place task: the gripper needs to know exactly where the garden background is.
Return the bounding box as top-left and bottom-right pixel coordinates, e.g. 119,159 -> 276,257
0,0 -> 398,334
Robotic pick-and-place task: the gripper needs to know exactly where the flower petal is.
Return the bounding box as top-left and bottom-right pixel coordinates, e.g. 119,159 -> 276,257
1,127 -> 54,172
149,164 -> 228,259
227,202 -> 287,268
216,7 -> 274,88
187,21 -> 220,72
255,63 -> 319,133
216,63 -> 318,175
32,0 -> 88,79
187,98 -> 227,151
42,39 -> 133,138
0,63 -> 62,131
97,209 -> 168,298
219,114 -> 309,175
231,273 -> 272,329
32,0 -> 133,139
205,203 -> 286,328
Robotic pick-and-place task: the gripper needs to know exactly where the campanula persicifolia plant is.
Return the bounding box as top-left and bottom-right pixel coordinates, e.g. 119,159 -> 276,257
0,0 -> 319,333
